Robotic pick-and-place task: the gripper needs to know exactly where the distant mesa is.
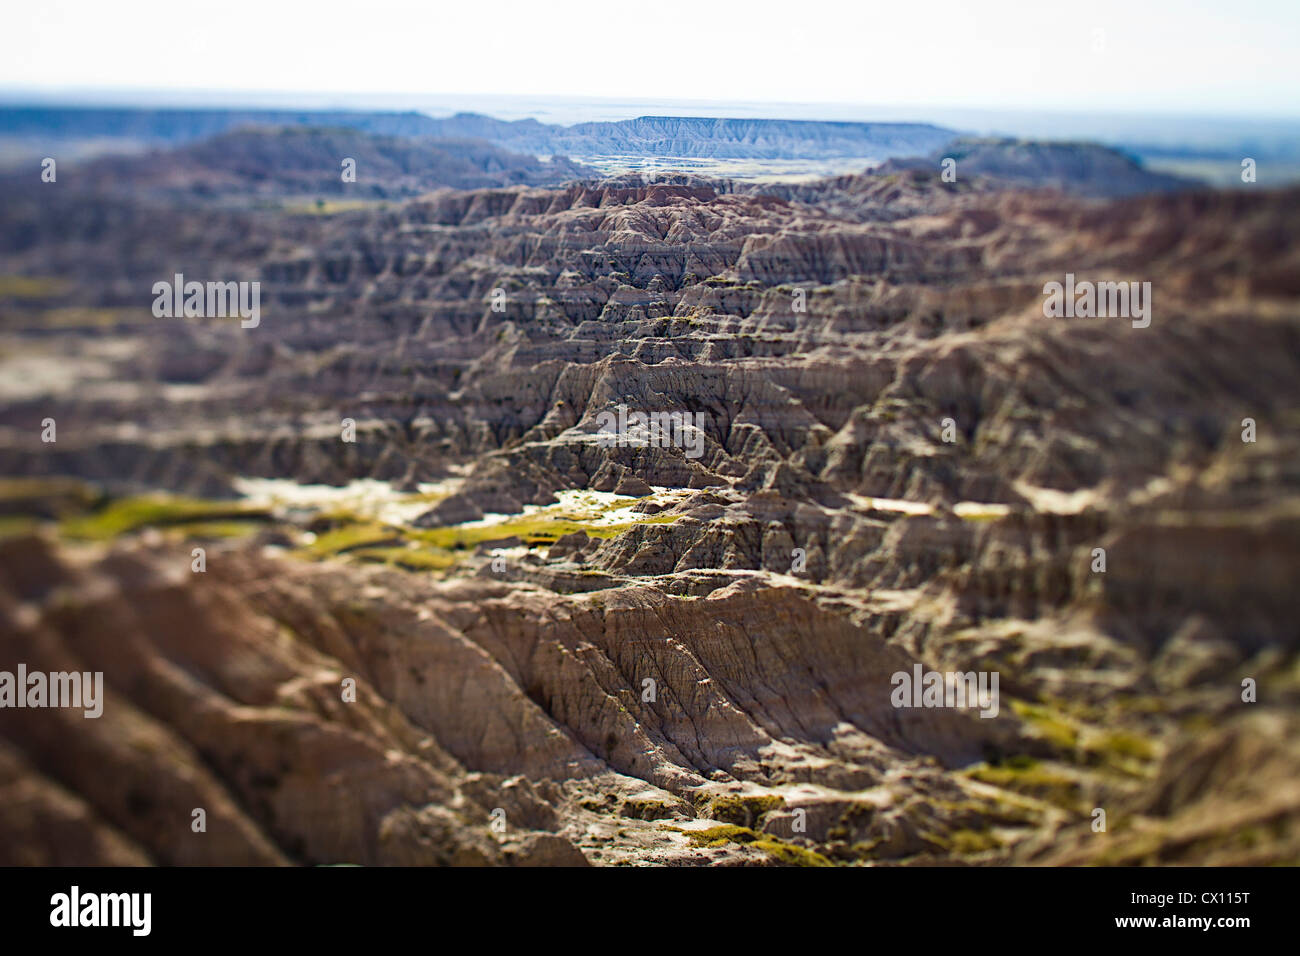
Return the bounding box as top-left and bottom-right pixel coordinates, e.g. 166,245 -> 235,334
59,126 -> 594,198
0,106 -> 956,162
875,136 -> 1200,197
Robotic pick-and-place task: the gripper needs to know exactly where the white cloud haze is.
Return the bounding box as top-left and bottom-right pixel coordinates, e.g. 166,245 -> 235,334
1,0 -> 1297,116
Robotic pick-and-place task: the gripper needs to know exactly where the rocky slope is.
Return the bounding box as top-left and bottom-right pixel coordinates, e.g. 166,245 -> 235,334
0,158 -> 1297,865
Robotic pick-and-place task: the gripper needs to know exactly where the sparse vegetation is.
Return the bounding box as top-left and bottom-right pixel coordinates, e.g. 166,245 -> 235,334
60,495 -> 269,541
0,275 -> 69,299
706,793 -> 786,826
1011,700 -> 1081,753
677,824 -> 832,866
968,759 -> 1085,811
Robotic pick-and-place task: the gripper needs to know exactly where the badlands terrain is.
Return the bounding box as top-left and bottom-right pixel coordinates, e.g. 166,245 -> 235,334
0,117 -> 1297,866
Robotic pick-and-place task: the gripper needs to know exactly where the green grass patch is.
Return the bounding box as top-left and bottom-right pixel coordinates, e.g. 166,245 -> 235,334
285,199 -> 379,216
60,495 -> 268,541
410,512 -> 677,550
0,477 -> 102,519
683,824 -> 759,847
945,828 -> 1003,855
751,839 -> 833,867
968,760 -> 1083,811
1081,729 -> 1158,775
1093,730 -> 1155,760
305,521 -> 400,557
352,545 -> 460,571
679,824 -> 832,866
619,796 -> 682,820
0,276 -> 69,299
706,793 -> 786,826
1010,700 -> 1080,753
167,520 -> 264,540
32,307 -> 129,329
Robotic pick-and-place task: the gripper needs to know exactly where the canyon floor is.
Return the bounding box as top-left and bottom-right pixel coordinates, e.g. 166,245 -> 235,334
0,143 -> 1298,865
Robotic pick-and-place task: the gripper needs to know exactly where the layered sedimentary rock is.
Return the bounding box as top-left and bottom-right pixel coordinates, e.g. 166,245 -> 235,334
0,149 -> 1297,865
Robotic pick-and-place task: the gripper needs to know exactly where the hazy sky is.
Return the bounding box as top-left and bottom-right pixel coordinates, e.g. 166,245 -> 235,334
2,0 -> 1298,116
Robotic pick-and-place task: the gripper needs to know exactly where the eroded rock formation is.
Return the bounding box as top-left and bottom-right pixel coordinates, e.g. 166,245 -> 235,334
0,146 -> 1297,865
